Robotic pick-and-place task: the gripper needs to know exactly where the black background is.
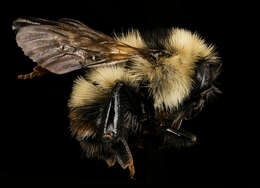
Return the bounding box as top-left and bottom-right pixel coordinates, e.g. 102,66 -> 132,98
1,0 -> 258,186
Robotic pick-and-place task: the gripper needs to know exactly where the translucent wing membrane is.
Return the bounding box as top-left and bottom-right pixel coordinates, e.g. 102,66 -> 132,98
13,17 -> 142,74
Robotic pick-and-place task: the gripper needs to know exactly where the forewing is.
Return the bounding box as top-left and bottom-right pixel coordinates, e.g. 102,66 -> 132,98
13,17 -> 140,74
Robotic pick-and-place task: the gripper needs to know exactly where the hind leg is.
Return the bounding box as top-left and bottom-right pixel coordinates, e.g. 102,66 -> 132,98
18,65 -> 49,79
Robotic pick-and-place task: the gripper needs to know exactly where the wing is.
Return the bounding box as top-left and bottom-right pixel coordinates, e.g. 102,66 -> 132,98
13,17 -> 145,75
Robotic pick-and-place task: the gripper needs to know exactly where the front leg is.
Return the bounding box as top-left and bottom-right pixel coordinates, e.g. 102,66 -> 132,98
165,128 -> 197,143
161,127 -> 197,149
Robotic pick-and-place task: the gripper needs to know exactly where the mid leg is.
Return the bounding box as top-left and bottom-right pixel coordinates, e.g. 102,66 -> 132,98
69,80 -> 145,179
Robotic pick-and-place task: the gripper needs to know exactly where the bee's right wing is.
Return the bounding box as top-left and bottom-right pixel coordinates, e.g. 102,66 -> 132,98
13,17 -> 150,76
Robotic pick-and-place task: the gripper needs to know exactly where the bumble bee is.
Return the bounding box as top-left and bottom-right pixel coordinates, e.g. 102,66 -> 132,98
13,17 -> 222,179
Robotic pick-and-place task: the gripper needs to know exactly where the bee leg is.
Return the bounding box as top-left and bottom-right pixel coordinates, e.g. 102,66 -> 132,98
161,127 -> 197,149
105,157 -> 116,168
102,82 -> 125,139
18,65 -> 49,79
114,138 -> 135,179
101,82 -> 140,178
102,81 -> 143,139
69,80 -> 143,179
165,128 -> 197,143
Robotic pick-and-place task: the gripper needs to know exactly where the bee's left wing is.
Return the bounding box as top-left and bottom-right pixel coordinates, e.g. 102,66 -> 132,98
13,17 -> 149,77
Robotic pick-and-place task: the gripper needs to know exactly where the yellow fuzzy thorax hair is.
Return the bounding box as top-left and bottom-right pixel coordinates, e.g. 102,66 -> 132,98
116,28 -> 217,111
70,28 -> 217,112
